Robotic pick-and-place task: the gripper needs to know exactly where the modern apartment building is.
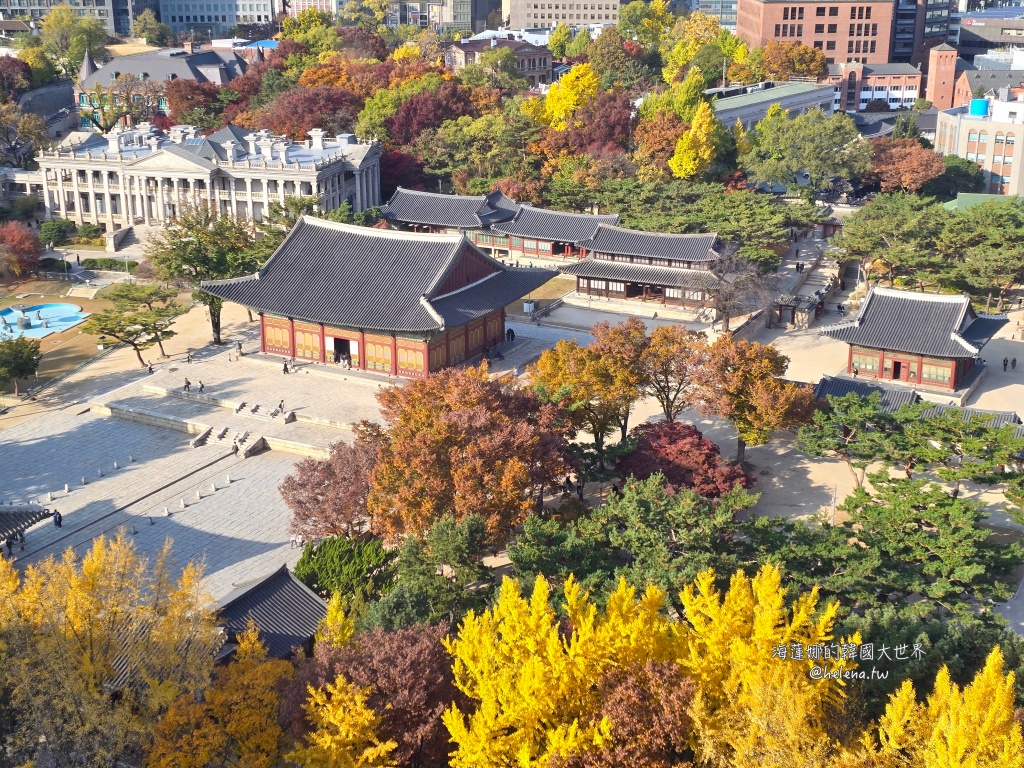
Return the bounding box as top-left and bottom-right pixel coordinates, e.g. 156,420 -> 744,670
0,0 -> 157,38
160,0 -> 276,38
736,0 -> 894,65
694,0 -> 739,31
890,0 -> 950,67
934,88 -> 1024,195
825,61 -> 923,111
503,0 -> 618,30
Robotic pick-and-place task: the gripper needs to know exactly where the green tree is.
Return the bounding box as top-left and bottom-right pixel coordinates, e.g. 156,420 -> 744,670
40,5 -> 107,78
133,8 -> 174,46
294,536 -> 397,601
548,22 -> 572,58
148,203 -> 257,344
107,283 -> 184,357
565,28 -> 592,58
838,471 -> 1022,616
80,74 -> 163,134
459,46 -> 529,90
0,102 -> 47,168
361,514 -> 493,631
742,108 -> 872,199
952,199 -> 1024,311
0,335 -> 42,396
833,192 -> 945,287
82,308 -> 174,367
510,475 -> 758,612
16,47 -> 56,89
339,0 -> 388,30
920,154 -> 985,200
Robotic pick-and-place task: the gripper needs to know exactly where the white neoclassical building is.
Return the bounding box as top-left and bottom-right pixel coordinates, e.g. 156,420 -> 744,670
36,124 -> 381,231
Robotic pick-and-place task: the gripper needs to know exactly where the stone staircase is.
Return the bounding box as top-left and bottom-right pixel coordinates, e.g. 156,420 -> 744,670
115,227 -> 143,250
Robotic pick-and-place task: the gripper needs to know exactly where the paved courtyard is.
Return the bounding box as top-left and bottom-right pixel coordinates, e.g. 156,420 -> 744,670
4,294 -> 1024,622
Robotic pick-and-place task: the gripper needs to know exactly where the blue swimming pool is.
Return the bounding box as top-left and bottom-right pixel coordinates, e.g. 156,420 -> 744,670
0,303 -> 90,339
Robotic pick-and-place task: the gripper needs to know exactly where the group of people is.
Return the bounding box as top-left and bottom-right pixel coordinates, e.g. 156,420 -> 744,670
182,379 -> 204,393
1003,357 -> 1018,372
4,531 -> 25,556
334,352 -> 353,369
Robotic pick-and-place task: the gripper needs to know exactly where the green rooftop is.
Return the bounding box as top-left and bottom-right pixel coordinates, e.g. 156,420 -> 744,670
942,193 -> 1020,211
712,82 -> 832,112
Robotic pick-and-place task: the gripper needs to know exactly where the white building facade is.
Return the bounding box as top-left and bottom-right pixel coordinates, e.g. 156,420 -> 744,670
36,124 -> 381,231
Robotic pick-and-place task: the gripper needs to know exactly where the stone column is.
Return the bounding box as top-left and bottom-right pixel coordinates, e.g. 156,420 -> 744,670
103,171 -> 114,229
354,170 -> 363,212
245,177 -> 254,220
229,177 -> 237,218
157,178 -> 166,222
279,177 -> 286,206
143,177 -> 151,225
71,169 -> 82,225
56,170 -> 65,219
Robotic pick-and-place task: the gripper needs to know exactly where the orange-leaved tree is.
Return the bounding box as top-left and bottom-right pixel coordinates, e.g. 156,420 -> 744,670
366,364 -> 572,543
146,620 -> 294,768
641,323 -> 710,423
694,334 -> 816,463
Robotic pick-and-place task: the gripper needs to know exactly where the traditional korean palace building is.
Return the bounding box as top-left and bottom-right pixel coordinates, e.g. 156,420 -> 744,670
200,217 -> 555,378
562,226 -> 724,308
820,287 -> 1007,392
380,187 -> 619,260
381,188 -> 726,309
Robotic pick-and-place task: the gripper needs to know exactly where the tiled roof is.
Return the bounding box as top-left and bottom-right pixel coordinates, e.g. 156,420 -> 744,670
813,375 -> 922,412
560,258 -> 722,290
176,124 -> 250,162
201,217 -> 552,333
80,48 -> 246,90
962,70 -> 1024,91
491,206 -> 618,243
217,565 -> 326,659
582,224 -> 719,262
432,267 -> 557,327
820,287 -> 1007,357
381,187 -> 518,229
920,404 -> 1022,428
0,505 -> 52,542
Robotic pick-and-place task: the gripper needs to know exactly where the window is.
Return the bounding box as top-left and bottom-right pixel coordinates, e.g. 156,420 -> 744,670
848,41 -> 854,53
827,40 -> 836,49
775,23 -> 781,35
666,288 -> 682,298
816,5 -> 825,14
851,353 -> 878,372
1004,154 -> 1013,164
866,6 -> 871,17
797,24 -> 803,35
849,23 -> 854,35
870,40 -> 876,53
979,131 -> 988,144
967,152 -> 976,162
968,130 -> 978,142
684,290 -> 704,301
850,6 -> 856,18
921,364 -> 950,383
1007,133 -> 1016,145
828,23 -> 836,32
608,281 -> 624,292
814,40 -> 823,48
871,22 -> 877,35
829,6 -> 838,14
815,23 -> 824,32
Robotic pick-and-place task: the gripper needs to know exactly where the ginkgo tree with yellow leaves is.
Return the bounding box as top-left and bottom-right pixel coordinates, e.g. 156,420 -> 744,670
669,101 -> 722,179
543,63 -> 600,130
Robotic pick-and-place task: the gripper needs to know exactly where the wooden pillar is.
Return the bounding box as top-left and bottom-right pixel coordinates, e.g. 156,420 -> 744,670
289,318 -> 295,358
319,324 -> 326,364
359,329 -> 366,371
390,334 -> 398,376
847,345 -> 854,374
259,313 -> 267,353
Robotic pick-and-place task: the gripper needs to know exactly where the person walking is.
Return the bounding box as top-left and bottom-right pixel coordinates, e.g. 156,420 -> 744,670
186,352 -> 192,364
183,378 -> 192,392
282,360 -> 289,375
52,509 -> 62,528
198,381 -> 205,393
278,399 -> 285,413
17,531 -> 24,551
1013,358 -> 1018,371
1004,357 -> 1009,372
147,362 -> 154,374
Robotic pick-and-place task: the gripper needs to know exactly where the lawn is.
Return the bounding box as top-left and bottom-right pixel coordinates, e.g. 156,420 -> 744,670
505,276 -> 576,318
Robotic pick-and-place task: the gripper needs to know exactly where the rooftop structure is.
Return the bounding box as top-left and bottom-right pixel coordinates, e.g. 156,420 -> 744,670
935,88 -> 1024,195
710,81 -> 836,129
443,38 -> 553,86
813,374 -> 923,411
820,286 -> 1007,390
217,565 -> 327,660
959,8 -> 1024,57
825,61 -> 923,112
201,217 -> 555,377
37,124 -> 380,231
562,226 -> 724,310
381,187 -> 619,260
78,47 -> 247,92
468,27 -> 554,45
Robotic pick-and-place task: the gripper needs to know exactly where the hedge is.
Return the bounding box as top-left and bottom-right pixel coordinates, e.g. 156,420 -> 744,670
81,258 -> 138,273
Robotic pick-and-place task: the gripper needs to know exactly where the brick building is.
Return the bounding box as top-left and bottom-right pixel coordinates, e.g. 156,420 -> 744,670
443,38 -> 552,85
825,61 -> 923,111
935,88 -> 1024,196
736,0 -> 894,64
